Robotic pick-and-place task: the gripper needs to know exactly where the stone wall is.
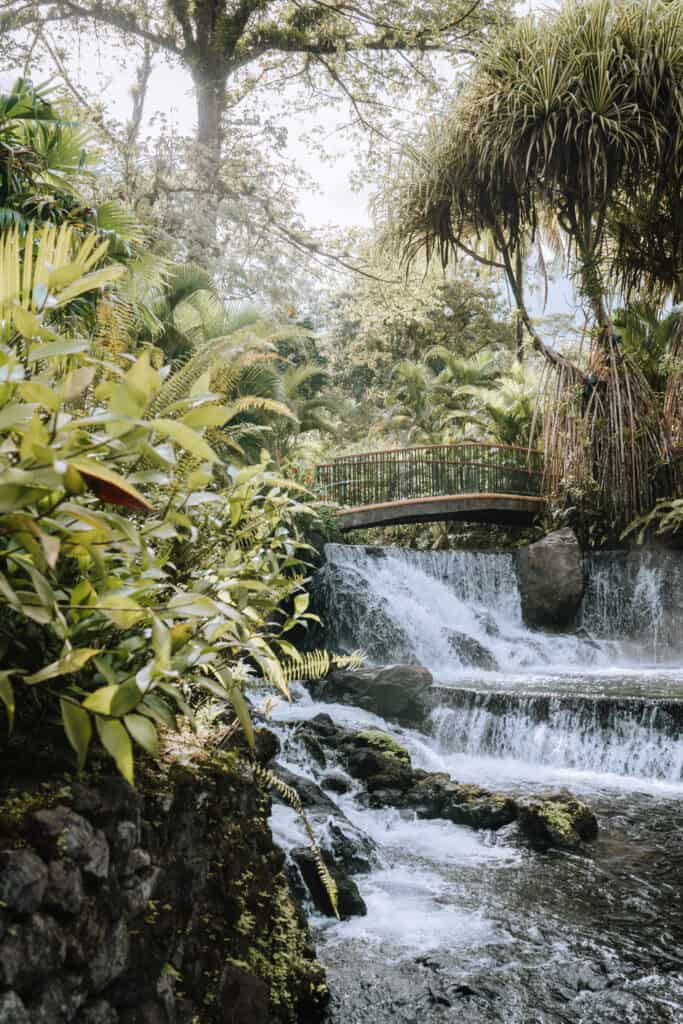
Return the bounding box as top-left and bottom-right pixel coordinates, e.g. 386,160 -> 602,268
0,757 -> 327,1024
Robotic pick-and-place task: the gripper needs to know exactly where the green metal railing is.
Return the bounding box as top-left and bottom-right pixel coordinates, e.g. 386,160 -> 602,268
316,443 -> 544,509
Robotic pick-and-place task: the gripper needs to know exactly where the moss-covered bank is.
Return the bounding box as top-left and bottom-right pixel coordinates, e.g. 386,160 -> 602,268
0,741 -> 327,1023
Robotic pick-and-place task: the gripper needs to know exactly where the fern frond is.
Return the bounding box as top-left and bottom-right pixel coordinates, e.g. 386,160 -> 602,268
253,763 -> 339,918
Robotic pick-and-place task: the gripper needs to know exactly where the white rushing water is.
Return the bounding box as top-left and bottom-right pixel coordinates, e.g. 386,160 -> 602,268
318,544 -> 636,677
266,545 -> 683,981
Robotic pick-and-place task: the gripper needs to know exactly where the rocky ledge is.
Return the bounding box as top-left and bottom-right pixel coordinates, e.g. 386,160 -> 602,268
0,754 -> 327,1024
274,714 -> 598,922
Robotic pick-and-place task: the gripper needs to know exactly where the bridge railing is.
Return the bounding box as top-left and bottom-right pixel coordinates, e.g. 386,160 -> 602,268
316,443 -> 544,508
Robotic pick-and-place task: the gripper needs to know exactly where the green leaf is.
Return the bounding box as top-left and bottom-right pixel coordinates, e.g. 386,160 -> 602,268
294,593 -> 310,615
124,713 -> 159,756
96,717 -> 134,785
227,684 -> 254,754
181,404 -> 231,429
0,672 -> 15,732
151,418 -> 217,463
110,681 -> 142,717
82,685 -> 119,714
25,647 -> 101,685
27,338 -> 89,361
60,699 -> 92,771
97,594 -> 145,629
151,614 -> 171,667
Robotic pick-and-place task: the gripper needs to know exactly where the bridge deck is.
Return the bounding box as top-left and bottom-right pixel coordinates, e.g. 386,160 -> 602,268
316,443 -> 545,531
336,493 -> 545,531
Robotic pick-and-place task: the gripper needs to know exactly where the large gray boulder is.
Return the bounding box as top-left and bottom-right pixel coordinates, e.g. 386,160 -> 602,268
517,528 -> 585,629
307,664 -> 433,726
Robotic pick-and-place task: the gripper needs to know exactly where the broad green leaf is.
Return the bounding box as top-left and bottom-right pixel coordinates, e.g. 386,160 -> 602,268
0,672 -> 15,732
25,647 -> 101,685
181,405 -> 231,429
96,717 -> 134,785
140,694 -> 176,731
11,306 -> 55,340
151,614 -> 171,666
27,338 -> 89,362
97,594 -> 145,629
124,713 -> 159,756
82,685 -> 119,714
294,593 -> 310,615
0,402 -> 37,431
110,681 -> 142,717
17,381 -> 60,411
60,699 -> 92,770
227,685 -> 255,753
151,418 -> 217,463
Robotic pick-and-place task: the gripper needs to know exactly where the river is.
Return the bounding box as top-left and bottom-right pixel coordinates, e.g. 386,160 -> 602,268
267,543 -> 683,1023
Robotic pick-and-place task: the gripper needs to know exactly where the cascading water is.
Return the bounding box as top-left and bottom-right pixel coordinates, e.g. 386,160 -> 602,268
270,544 -> 683,1022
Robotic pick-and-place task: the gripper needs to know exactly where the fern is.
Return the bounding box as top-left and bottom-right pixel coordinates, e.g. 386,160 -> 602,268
253,762 -> 339,918
268,649 -> 364,686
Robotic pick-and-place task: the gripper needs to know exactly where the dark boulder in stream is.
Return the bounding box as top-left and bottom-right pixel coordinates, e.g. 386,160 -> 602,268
517,527 -> 586,629
447,630 -> 499,671
306,664 -> 433,726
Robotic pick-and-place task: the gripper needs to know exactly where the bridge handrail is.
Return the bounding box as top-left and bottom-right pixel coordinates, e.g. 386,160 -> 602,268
316,442 -> 544,508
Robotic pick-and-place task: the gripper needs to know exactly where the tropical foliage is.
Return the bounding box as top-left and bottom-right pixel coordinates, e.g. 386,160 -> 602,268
389,0 -> 683,529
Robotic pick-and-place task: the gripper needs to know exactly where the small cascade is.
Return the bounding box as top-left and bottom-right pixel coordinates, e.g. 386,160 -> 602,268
430,689 -> 683,781
582,549 -> 683,660
316,543 -> 619,675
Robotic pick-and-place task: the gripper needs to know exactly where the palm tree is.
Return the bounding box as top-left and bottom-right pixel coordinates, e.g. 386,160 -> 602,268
390,0 -> 683,525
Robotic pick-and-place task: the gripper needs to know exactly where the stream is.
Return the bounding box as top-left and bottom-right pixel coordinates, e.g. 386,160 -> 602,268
267,544 -> 683,1023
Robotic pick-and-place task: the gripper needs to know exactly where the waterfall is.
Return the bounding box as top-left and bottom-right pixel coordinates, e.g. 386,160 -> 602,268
430,690 -> 683,781
316,543 -> 683,672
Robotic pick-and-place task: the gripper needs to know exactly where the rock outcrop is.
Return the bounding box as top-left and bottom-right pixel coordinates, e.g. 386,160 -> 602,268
0,760 -> 327,1024
517,527 -> 586,629
306,664 -> 433,726
282,715 -> 598,850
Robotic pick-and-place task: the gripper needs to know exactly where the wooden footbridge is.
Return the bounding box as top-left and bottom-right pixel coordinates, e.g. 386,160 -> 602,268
316,443 -> 545,532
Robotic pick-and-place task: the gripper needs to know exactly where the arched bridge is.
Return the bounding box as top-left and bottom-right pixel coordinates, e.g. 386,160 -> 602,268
316,443 -> 545,531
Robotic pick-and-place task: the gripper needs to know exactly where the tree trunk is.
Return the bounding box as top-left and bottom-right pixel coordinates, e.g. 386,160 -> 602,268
191,67 -> 228,254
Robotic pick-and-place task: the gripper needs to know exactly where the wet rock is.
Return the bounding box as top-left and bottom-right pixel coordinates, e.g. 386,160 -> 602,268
517,789 -> 598,849
517,527 -> 585,629
447,630 -> 498,671
229,725 -> 281,765
0,848 -> 48,914
345,729 -> 411,766
0,912 -> 66,990
26,975 -> 84,1023
295,727 -> 327,767
345,748 -> 413,793
44,859 -> 85,916
89,917 -> 130,991
439,782 -> 517,830
321,771 -> 351,794
219,963 -> 270,1024
25,806 -> 110,880
326,821 -> 377,874
308,665 -> 433,726
292,847 -> 366,920
273,767 -> 340,814
79,999 -> 118,1024
0,991 -> 30,1024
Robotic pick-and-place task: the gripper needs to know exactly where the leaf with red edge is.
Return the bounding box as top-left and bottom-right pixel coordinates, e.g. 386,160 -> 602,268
69,460 -> 153,512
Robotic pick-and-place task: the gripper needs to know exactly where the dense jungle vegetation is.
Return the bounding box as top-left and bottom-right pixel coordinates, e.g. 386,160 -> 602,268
0,0 -> 682,780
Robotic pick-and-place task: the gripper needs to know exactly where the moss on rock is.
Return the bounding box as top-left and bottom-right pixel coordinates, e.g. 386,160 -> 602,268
353,730 -> 411,766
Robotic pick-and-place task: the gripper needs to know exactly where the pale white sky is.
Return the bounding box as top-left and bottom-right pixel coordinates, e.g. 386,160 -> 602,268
15,0 -> 571,316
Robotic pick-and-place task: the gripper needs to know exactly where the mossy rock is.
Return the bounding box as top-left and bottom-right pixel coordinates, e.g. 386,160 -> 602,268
352,730 -> 411,766
517,790 -> 598,850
